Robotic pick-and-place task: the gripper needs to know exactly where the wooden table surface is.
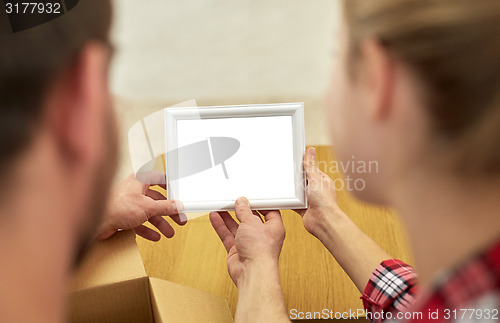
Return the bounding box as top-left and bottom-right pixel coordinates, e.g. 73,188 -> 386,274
137,146 -> 413,317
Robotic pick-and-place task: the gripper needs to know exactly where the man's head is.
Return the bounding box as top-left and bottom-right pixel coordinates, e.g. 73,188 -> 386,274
0,0 -> 116,264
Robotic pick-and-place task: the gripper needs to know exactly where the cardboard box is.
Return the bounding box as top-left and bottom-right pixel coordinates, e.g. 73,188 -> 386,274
69,230 -> 234,323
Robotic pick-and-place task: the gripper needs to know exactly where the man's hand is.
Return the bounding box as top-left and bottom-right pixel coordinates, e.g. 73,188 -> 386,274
294,147 -> 347,240
97,174 -> 186,241
209,197 -> 285,286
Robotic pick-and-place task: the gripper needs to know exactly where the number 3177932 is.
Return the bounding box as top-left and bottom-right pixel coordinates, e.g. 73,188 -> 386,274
5,2 -> 62,14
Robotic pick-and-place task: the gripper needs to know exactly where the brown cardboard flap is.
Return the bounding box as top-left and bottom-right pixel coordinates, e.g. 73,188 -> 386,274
68,277 -> 153,323
69,230 -> 233,322
70,230 -> 147,292
149,277 -> 233,323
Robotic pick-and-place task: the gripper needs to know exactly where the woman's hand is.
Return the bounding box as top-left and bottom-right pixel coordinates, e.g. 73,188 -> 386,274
97,174 -> 187,241
295,148 -> 391,293
295,147 -> 348,241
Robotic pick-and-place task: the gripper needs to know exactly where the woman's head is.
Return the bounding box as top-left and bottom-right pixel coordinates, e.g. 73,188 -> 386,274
327,0 -> 500,203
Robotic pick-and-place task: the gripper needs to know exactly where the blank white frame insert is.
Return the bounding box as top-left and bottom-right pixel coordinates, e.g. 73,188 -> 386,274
165,103 -> 307,212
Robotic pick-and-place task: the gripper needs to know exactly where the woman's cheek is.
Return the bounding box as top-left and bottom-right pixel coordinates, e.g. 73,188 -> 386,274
325,70 -> 350,151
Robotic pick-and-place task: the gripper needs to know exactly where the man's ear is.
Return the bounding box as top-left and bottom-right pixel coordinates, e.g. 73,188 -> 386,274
358,39 -> 395,121
47,42 -> 110,166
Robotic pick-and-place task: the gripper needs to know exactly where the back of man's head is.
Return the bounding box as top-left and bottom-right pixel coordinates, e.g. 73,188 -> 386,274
0,0 -> 112,181
0,4 -> 117,321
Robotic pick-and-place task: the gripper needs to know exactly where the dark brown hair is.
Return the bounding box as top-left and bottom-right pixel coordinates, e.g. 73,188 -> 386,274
0,0 -> 112,177
344,0 -> 500,174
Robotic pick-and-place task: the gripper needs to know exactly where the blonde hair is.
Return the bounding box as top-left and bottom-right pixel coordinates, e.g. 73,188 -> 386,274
344,0 -> 500,174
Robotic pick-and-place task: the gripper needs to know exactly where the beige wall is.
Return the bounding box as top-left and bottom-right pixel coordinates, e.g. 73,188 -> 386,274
110,0 -> 341,179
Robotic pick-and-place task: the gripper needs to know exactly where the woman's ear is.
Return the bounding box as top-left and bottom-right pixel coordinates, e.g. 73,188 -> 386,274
358,39 -> 395,121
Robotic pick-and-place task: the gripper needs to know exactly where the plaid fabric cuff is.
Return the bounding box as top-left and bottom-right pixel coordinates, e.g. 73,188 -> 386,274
361,259 -> 418,320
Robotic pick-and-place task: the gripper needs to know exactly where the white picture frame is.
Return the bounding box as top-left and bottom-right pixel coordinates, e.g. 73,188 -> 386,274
164,103 -> 307,213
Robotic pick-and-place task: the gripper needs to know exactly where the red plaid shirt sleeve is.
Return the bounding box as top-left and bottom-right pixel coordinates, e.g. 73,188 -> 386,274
360,241 -> 500,323
361,259 -> 419,323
